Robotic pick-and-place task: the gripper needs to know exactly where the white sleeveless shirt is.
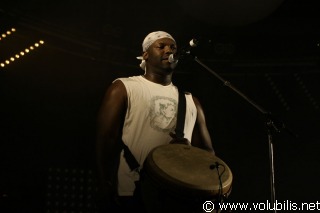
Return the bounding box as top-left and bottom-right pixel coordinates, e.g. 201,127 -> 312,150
116,75 -> 197,196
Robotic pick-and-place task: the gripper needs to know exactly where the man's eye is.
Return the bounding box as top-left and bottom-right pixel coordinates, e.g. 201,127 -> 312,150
156,45 -> 176,50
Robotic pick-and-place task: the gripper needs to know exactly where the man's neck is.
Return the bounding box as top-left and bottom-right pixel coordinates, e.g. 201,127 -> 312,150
143,72 -> 173,86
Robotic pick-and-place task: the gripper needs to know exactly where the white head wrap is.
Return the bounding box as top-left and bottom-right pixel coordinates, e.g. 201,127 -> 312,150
136,31 -> 177,71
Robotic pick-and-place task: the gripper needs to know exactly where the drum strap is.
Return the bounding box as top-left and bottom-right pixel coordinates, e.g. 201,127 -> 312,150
122,90 -> 187,171
175,91 -> 186,139
122,141 -> 140,171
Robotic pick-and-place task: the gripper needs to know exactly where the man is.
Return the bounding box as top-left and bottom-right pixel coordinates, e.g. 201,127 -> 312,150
96,31 -> 215,212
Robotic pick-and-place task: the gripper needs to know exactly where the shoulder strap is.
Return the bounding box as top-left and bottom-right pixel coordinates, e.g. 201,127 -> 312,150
175,91 -> 186,139
122,142 -> 140,171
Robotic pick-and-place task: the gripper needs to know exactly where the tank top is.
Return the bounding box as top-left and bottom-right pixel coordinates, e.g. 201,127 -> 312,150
116,75 -> 197,196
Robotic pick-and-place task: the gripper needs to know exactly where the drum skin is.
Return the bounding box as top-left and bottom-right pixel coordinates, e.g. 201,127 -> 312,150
143,144 -> 233,199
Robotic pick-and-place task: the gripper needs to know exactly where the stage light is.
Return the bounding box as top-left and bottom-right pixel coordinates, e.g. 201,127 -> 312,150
0,39 -> 45,68
0,28 -> 16,41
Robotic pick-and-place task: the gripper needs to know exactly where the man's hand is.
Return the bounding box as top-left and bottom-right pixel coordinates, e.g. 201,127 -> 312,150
169,132 -> 191,145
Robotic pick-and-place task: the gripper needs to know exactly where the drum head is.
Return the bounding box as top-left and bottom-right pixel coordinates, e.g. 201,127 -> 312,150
144,144 -> 233,198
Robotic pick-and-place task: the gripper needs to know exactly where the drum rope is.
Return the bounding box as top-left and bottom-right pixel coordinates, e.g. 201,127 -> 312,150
215,162 -> 226,212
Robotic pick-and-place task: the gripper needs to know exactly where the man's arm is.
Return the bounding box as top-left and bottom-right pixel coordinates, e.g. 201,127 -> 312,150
191,96 -> 215,155
96,80 -> 127,206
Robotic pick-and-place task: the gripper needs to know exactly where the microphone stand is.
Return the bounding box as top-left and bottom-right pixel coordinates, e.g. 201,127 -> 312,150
190,55 -> 296,213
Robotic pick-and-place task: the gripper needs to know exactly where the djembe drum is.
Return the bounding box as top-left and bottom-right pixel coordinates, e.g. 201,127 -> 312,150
140,144 -> 233,213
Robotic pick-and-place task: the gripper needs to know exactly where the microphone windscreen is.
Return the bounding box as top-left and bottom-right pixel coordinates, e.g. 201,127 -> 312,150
168,54 -> 176,63
189,39 -> 198,47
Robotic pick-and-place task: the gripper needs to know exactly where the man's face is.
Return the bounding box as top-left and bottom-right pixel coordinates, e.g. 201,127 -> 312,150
144,38 -> 177,71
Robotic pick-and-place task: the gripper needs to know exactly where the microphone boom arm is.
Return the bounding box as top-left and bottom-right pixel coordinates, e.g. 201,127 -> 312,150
183,37 -> 266,114
193,56 -> 268,114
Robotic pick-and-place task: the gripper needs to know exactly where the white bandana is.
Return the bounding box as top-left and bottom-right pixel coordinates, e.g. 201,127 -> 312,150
136,31 -> 177,71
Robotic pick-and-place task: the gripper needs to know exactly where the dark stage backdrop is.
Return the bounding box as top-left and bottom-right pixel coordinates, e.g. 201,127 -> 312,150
1,0 -> 320,212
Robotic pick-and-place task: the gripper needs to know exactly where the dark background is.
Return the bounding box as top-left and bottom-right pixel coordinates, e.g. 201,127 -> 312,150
0,0 -> 319,212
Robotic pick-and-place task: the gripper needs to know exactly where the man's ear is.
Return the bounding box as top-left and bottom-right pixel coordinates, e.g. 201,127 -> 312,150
142,51 -> 148,60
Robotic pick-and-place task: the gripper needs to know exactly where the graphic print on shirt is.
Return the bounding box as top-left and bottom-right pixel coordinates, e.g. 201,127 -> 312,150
150,96 -> 177,133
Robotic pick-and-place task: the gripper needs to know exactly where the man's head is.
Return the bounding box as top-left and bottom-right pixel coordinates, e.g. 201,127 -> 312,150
142,31 -> 175,52
137,31 -> 178,71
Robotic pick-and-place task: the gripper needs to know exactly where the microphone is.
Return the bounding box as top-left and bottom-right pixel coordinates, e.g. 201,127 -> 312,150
189,38 -> 199,47
168,54 -> 178,64
168,38 -> 200,64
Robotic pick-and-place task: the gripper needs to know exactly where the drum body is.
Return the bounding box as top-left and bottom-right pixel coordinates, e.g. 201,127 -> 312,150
141,144 -> 232,213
